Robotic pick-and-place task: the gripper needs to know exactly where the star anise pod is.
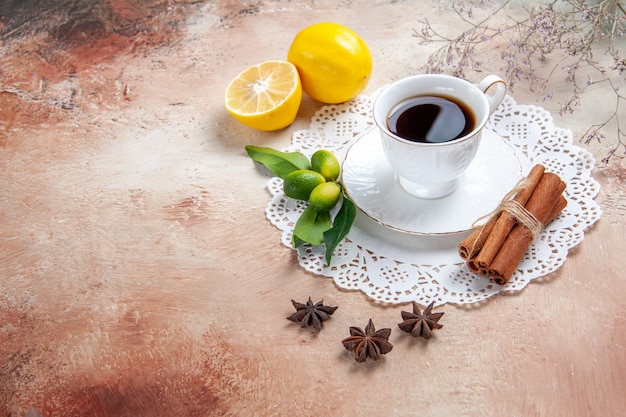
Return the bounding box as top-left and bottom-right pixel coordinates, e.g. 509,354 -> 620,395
287,297 -> 338,331
341,319 -> 393,362
398,301 -> 444,339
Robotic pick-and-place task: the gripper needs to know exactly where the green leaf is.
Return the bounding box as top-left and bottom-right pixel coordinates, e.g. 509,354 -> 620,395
245,145 -> 310,179
293,205 -> 332,247
323,195 -> 357,265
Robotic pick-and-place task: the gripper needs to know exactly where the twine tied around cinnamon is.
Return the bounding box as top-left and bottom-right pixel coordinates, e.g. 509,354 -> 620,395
465,175 -> 543,260
501,199 -> 544,239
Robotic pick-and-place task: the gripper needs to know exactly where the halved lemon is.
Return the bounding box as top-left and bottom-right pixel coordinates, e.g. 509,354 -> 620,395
224,60 -> 302,131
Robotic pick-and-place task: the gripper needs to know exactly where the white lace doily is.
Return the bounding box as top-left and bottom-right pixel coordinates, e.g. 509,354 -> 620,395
264,94 -> 602,306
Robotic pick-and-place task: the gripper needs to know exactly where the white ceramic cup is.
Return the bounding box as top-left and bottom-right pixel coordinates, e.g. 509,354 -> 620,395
373,74 -> 506,199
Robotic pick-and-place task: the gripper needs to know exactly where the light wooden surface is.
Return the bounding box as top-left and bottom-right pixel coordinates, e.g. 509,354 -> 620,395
1,1 -> 624,416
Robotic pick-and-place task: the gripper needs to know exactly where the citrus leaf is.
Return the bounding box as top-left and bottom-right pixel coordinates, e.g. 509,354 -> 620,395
245,145 -> 310,179
323,195 -> 356,265
293,205 -> 332,247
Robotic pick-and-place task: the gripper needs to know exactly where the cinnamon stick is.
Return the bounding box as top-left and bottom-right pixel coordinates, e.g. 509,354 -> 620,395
459,164 -> 546,270
459,213 -> 499,261
487,176 -> 567,284
464,217 -> 498,273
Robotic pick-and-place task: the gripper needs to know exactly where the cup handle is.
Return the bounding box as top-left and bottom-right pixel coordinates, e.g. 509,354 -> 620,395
477,75 -> 507,115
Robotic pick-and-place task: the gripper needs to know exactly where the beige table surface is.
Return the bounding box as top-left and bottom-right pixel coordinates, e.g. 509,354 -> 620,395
1,1 -> 624,416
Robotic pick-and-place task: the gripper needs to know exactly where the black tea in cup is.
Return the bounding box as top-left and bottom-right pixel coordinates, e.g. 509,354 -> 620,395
386,95 -> 476,143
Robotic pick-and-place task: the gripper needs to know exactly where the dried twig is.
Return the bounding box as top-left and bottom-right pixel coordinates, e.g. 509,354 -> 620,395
415,0 -> 626,162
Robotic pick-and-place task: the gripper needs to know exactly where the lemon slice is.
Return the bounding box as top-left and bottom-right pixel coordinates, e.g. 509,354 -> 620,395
225,60 -> 302,131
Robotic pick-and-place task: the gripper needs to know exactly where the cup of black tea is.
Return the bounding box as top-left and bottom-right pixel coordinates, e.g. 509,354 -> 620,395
373,74 -> 506,199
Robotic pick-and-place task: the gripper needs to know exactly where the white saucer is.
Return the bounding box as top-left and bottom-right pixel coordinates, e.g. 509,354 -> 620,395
341,127 -> 525,236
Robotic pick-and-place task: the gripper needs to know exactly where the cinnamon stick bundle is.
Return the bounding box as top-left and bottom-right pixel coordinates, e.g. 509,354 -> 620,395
459,164 -> 567,285
459,164 -> 545,272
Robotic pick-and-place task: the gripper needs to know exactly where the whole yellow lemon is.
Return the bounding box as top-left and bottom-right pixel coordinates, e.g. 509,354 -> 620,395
287,22 -> 372,104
